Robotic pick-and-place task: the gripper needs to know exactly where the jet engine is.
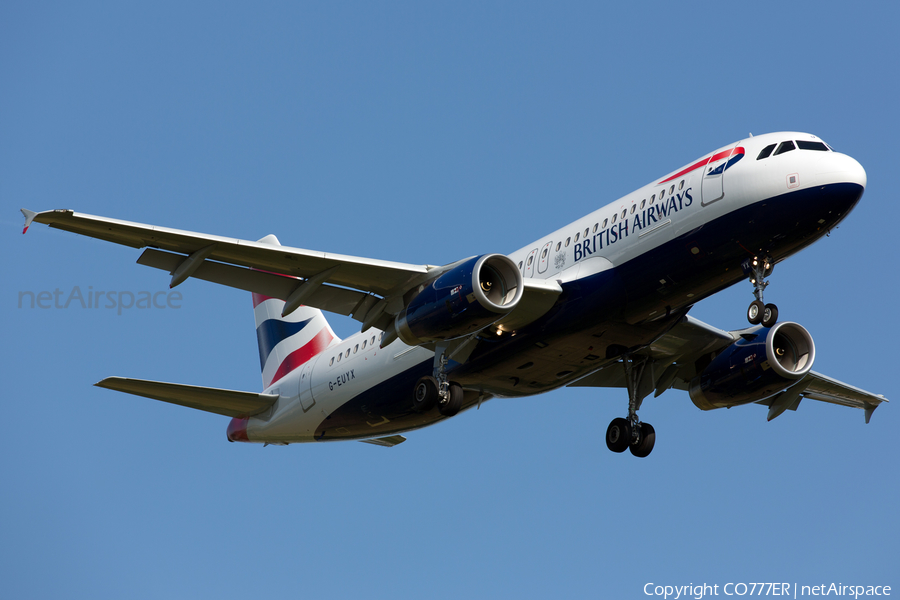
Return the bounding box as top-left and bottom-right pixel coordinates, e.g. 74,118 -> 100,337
395,254 -> 523,345
689,322 -> 815,410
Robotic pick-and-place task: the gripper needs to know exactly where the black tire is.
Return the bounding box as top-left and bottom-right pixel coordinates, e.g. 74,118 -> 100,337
747,300 -> 765,325
438,383 -> 464,417
761,303 -> 779,328
629,422 -> 655,458
412,376 -> 438,413
606,418 -> 631,453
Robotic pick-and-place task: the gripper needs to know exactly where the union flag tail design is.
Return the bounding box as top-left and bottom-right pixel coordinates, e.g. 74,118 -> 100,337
251,234 -> 339,389
253,291 -> 338,389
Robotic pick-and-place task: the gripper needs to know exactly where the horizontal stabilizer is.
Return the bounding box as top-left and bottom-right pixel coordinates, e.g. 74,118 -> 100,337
95,377 -> 279,418
360,435 -> 407,447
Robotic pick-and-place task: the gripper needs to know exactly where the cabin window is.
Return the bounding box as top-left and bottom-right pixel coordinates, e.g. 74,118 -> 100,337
354,344 -> 358,354
620,209 -> 627,219
565,237 -> 571,247
669,185 -> 675,195
679,180 -> 684,190
337,353 -> 342,362
630,205 -> 636,214
774,141 -> 796,156
757,144 -> 776,160
541,248 -> 548,259
527,255 -> 533,266
329,357 -> 334,366
362,339 -> 367,349
602,218 -> 608,228
345,349 -> 350,358
640,199 -> 646,209
611,214 -> 617,224
518,261 -> 523,269
650,194 -> 656,205
583,228 -> 589,238
797,140 -> 829,151
660,188 -> 665,200
574,232 -> 580,243
593,223 -> 598,233
556,242 -> 561,251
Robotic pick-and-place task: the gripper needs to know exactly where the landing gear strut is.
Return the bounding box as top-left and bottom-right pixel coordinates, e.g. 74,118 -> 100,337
746,256 -> 779,328
431,346 -> 462,417
605,355 -> 656,458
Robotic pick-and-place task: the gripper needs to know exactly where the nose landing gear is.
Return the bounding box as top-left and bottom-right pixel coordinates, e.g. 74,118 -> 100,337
746,256 -> 779,328
605,355 -> 657,458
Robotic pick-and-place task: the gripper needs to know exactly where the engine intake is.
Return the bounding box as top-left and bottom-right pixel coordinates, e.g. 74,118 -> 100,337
689,321 -> 815,411
396,254 -> 523,345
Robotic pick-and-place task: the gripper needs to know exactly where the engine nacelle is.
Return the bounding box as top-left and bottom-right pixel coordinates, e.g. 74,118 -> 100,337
689,321 -> 815,411
396,254 -> 523,345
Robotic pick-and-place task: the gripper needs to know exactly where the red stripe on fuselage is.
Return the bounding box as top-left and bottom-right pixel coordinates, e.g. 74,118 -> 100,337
266,328 -> 334,387
658,146 -> 745,184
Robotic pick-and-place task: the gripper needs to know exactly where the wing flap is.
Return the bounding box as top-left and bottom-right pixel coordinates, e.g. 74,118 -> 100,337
801,371 -> 888,411
137,248 -> 368,318
496,278 -> 563,331
95,377 -> 279,418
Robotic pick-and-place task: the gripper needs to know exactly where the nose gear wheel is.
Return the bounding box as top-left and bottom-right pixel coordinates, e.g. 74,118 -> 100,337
746,256 -> 779,327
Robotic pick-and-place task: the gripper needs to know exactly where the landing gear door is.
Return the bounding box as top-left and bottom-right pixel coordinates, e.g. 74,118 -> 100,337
700,144 -> 738,206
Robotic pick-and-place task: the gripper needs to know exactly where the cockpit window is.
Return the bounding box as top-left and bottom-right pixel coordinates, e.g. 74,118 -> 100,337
757,144 -> 776,160
773,141 -> 796,156
797,140 -> 829,151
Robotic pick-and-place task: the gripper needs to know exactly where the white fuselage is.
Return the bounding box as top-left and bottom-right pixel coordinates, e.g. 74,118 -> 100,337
240,131 -> 866,444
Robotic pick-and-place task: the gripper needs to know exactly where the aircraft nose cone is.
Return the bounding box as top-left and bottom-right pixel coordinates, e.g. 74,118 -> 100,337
818,152 -> 867,191
847,155 -> 866,190
227,417 -> 249,442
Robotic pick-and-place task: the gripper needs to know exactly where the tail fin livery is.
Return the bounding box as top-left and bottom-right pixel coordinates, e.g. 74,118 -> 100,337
252,235 -> 339,390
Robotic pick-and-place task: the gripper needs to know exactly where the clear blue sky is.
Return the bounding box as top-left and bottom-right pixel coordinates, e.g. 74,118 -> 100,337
2,2 -> 897,598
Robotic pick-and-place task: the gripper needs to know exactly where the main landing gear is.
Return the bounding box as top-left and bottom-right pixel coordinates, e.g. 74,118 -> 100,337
412,347 -> 463,417
605,355 -> 656,458
745,256 -> 779,328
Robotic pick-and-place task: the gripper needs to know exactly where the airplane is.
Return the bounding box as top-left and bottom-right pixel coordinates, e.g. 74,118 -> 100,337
21,131 -> 888,457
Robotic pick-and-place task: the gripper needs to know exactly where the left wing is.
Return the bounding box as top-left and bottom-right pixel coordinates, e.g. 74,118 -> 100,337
23,208 -> 430,295
569,315 -> 888,422
22,208 -> 562,335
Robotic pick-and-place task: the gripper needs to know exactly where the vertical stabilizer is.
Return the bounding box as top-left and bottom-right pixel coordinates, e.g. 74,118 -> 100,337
251,235 -> 339,390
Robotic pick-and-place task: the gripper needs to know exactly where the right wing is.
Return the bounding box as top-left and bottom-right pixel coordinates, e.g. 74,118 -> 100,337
569,315 -> 888,422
